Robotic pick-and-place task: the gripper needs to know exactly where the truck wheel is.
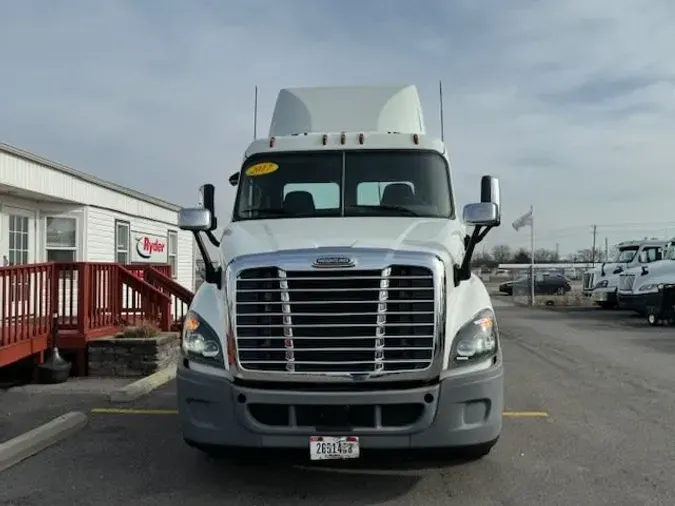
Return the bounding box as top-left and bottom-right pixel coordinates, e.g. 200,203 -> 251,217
456,438 -> 498,461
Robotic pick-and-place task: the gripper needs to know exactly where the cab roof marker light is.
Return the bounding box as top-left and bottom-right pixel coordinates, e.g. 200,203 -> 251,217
322,134 -> 328,145
413,133 -> 419,144
358,133 -> 364,145
340,132 -> 346,145
269,137 -> 276,148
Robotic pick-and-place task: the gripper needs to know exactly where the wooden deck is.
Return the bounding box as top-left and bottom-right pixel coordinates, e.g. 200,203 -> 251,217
0,262 -> 193,373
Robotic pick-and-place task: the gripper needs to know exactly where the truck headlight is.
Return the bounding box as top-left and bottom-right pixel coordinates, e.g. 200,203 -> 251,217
182,311 -> 224,367
638,284 -> 660,292
595,280 -> 608,289
450,309 -> 498,365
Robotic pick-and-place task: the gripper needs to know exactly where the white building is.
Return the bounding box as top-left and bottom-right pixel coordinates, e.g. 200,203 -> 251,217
0,142 -> 194,290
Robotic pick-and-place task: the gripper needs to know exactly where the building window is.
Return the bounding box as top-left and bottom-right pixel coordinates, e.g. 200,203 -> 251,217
46,216 -> 77,262
168,230 -> 178,278
115,220 -> 130,264
8,215 -> 30,265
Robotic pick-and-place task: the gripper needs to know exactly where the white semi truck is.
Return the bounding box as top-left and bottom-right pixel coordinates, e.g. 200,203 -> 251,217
176,85 -> 503,462
582,238 -> 667,308
617,239 -> 675,316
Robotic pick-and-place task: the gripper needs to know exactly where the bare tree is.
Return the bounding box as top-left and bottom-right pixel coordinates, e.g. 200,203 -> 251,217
534,248 -> 556,262
512,248 -> 531,264
492,244 -> 512,263
471,250 -> 496,268
575,248 -> 606,263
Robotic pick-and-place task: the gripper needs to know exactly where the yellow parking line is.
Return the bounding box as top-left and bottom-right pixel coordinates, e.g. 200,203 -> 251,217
503,411 -> 549,418
92,408 -> 549,417
91,408 -> 179,415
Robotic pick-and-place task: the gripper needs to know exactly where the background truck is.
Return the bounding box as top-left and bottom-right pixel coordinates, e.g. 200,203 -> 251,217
176,85 -> 503,462
617,239 -> 675,315
582,238 -> 667,308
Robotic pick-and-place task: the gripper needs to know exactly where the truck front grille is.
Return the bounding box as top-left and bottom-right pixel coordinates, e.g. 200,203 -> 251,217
235,266 -> 436,374
582,272 -> 594,290
619,274 -> 636,292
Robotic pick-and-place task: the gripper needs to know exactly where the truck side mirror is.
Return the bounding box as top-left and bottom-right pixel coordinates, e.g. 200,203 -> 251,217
183,185 -> 223,288
229,172 -> 240,186
178,208 -> 213,231
480,175 -> 501,225
198,184 -> 218,231
463,203 -> 499,226
455,176 -> 502,286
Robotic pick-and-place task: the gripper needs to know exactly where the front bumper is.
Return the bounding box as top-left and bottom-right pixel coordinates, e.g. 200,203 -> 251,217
591,287 -> 617,303
617,292 -> 657,313
177,360 -> 504,450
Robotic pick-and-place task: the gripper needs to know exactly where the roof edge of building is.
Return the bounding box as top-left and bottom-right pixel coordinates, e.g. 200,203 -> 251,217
0,142 -> 182,212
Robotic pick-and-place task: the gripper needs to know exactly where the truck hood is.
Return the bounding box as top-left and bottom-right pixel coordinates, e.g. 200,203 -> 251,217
219,217 -> 464,265
589,262 -> 626,276
633,268 -> 675,292
627,259 -> 675,279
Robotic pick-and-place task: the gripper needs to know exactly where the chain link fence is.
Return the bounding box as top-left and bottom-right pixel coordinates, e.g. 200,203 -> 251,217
508,266 -> 592,307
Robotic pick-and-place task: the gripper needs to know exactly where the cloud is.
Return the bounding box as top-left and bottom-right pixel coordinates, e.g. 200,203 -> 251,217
2,0 -> 675,255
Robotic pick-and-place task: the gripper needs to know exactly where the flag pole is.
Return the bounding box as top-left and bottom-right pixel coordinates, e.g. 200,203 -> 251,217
530,205 -> 535,306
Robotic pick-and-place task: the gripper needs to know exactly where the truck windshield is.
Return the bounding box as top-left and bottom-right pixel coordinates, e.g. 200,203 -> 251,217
233,150 -> 453,221
613,247 -> 639,263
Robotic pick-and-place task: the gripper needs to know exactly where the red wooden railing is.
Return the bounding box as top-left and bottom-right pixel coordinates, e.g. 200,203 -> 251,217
142,266 -> 194,329
117,266 -> 171,330
0,261 -> 191,370
0,263 -> 55,367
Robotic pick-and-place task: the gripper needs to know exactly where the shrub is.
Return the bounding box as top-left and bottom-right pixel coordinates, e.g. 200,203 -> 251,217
120,320 -> 161,339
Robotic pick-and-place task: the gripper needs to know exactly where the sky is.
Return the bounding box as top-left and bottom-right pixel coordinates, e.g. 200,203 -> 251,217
2,0 -> 675,257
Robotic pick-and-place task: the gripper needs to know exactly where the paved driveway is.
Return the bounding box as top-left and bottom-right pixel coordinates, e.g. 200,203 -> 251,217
1,305 -> 674,505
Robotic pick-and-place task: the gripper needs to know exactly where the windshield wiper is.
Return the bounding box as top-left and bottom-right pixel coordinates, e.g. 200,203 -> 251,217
239,207 -> 288,217
347,205 -> 420,217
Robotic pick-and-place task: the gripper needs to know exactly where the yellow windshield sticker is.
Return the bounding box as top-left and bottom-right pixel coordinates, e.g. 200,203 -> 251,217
245,162 -> 278,177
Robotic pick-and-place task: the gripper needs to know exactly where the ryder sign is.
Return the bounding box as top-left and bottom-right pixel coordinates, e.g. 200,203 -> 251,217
131,232 -> 168,263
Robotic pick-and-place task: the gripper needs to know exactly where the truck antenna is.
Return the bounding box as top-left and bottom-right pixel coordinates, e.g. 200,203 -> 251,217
439,80 -> 445,143
253,85 -> 258,140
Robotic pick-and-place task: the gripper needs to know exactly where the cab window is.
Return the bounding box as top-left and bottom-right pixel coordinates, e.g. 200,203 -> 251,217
283,183 -> 340,210
638,247 -> 662,263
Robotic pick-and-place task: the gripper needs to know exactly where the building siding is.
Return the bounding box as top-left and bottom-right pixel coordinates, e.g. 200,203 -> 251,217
0,150 -> 178,224
0,193 -> 86,263
85,207 -> 194,290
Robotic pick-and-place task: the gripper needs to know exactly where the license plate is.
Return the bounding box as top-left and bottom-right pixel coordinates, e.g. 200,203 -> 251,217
309,436 -> 360,461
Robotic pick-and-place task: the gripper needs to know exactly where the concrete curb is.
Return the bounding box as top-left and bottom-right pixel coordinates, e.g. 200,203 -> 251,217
109,365 -> 177,403
0,411 -> 88,472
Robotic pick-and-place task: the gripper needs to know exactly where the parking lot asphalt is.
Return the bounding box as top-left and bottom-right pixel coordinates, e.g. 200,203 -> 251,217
0,379 -> 127,443
2,305 -> 675,505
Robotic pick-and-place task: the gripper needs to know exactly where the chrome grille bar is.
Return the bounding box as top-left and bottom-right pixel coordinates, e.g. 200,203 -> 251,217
234,265 -> 436,375
582,272 -> 594,290
619,274 -> 636,291
236,299 -> 435,305
374,267 -> 391,373
279,269 -> 294,372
